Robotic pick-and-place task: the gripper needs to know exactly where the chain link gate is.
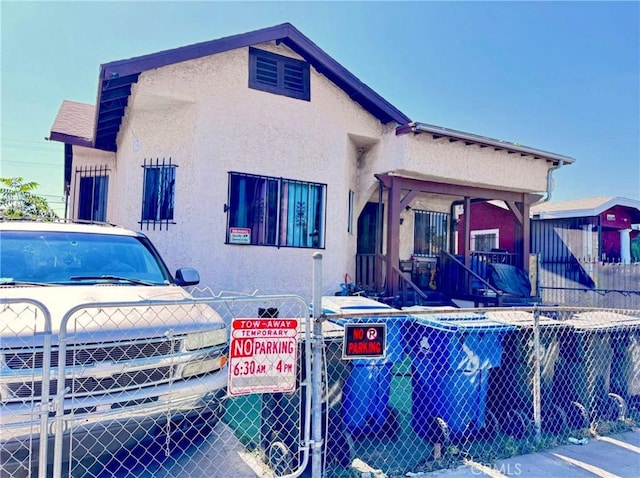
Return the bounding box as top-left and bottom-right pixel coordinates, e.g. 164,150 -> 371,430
1,299 -> 53,478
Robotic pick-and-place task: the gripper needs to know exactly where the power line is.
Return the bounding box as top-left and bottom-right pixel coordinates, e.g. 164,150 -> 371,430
2,144 -> 61,153
2,160 -> 62,169
2,138 -> 60,147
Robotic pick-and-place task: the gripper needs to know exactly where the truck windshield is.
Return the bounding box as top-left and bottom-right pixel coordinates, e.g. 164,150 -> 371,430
0,230 -> 171,285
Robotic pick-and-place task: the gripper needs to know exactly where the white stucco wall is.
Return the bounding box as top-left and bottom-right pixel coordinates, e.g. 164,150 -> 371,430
401,134 -> 551,192
106,42 -> 388,302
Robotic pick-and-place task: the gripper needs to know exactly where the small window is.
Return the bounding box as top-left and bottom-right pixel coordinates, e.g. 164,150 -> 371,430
471,228 -> 500,252
141,158 -> 177,230
414,210 -> 449,257
75,165 -> 109,223
249,47 -> 310,101
226,172 -> 326,249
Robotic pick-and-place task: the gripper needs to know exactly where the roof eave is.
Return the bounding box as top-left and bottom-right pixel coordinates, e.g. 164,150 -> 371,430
48,132 -> 95,149
93,23 -> 411,150
281,28 -> 411,125
399,122 -> 576,165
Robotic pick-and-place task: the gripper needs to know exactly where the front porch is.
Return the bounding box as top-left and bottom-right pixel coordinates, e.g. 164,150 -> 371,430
356,249 -> 539,308
354,172 -> 542,308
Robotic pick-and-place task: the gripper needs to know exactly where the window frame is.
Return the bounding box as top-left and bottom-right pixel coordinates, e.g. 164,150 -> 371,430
348,189 -> 355,235
140,158 -> 177,230
226,171 -> 327,249
78,175 -> 109,223
470,228 -> 500,252
413,209 -> 450,257
74,164 -> 110,223
248,47 -> 311,101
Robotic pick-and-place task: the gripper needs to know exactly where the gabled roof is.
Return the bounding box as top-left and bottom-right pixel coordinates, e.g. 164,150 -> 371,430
60,23 -> 411,152
397,122 -> 575,166
49,100 -> 95,148
531,196 -> 640,221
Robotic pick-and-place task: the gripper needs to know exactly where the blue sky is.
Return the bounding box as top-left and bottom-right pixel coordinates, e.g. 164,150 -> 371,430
2,1 -> 639,214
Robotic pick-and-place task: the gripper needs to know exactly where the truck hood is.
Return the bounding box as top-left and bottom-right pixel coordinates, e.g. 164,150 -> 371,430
0,284 -> 223,339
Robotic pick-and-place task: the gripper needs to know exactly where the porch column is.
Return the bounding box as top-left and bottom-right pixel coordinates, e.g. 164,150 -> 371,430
386,176 -> 402,296
522,201 -> 531,270
463,197 -> 471,268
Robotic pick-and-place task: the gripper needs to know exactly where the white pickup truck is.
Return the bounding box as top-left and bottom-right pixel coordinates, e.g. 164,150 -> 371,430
0,220 -> 229,476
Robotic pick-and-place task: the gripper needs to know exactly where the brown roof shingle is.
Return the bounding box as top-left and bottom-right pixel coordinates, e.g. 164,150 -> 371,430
50,100 -> 95,142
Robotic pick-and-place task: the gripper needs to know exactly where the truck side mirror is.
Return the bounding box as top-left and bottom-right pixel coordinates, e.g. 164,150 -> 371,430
175,267 -> 200,286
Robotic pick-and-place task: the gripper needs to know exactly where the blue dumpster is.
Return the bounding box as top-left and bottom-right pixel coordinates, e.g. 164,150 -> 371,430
321,296 -> 409,437
404,313 -> 514,442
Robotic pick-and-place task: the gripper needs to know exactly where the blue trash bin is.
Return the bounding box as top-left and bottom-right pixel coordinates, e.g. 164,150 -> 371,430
321,296 -> 410,436
404,312 -> 514,442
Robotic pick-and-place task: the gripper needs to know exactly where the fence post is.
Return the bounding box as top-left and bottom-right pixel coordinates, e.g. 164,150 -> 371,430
532,306 -> 542,443
311,253 -> 324,478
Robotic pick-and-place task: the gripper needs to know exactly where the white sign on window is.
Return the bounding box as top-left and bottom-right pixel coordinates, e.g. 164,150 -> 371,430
229,227 -> 251,244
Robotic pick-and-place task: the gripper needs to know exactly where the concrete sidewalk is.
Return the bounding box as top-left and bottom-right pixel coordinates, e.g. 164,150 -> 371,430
415,429 -> 640,478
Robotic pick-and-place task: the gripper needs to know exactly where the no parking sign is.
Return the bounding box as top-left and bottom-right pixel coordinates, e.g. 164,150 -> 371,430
342,322 -> 386,359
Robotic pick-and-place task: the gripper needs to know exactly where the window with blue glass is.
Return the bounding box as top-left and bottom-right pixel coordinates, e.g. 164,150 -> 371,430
226,172 -> 326,248
141,158 -> 176,229
75,165 -> 109,223
249,47 -> 310,101
414,209 -> 449,257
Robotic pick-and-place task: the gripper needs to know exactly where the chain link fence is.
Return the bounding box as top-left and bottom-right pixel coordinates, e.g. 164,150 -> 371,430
2,293 -> 640,478
315,304 -> 640,477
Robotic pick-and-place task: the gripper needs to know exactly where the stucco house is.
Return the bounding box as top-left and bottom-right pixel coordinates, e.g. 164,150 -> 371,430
49,23 -> 575,303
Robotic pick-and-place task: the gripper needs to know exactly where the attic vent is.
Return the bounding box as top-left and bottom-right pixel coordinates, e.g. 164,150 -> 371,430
249,47 -> 310,101
255,56 -> 278,87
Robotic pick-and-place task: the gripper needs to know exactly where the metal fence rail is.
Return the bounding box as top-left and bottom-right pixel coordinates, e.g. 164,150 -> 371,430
539,260 -> 640,309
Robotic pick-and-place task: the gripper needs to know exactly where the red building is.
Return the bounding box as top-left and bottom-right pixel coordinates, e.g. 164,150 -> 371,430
457,196 -> 640,263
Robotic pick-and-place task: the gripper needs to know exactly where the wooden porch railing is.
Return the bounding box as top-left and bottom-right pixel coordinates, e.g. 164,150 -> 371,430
356,253 -> 438,306
355,253 -> 378,293
470,250 -> 519,267
438,250 -> 505,306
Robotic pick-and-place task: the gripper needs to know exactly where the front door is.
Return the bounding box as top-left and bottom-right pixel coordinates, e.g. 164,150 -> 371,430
356,202 -> 382,290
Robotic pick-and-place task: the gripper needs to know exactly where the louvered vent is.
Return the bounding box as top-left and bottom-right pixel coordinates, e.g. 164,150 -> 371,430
255,57 -> 278,87
249,47 -> 310,101
283,63 -> 304,93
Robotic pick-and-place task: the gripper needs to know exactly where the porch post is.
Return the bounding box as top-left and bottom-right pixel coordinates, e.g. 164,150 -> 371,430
522,201 -> 531,270
375,180 -> 384,291
463,196 -> 471,268
386,176 -> 402,296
